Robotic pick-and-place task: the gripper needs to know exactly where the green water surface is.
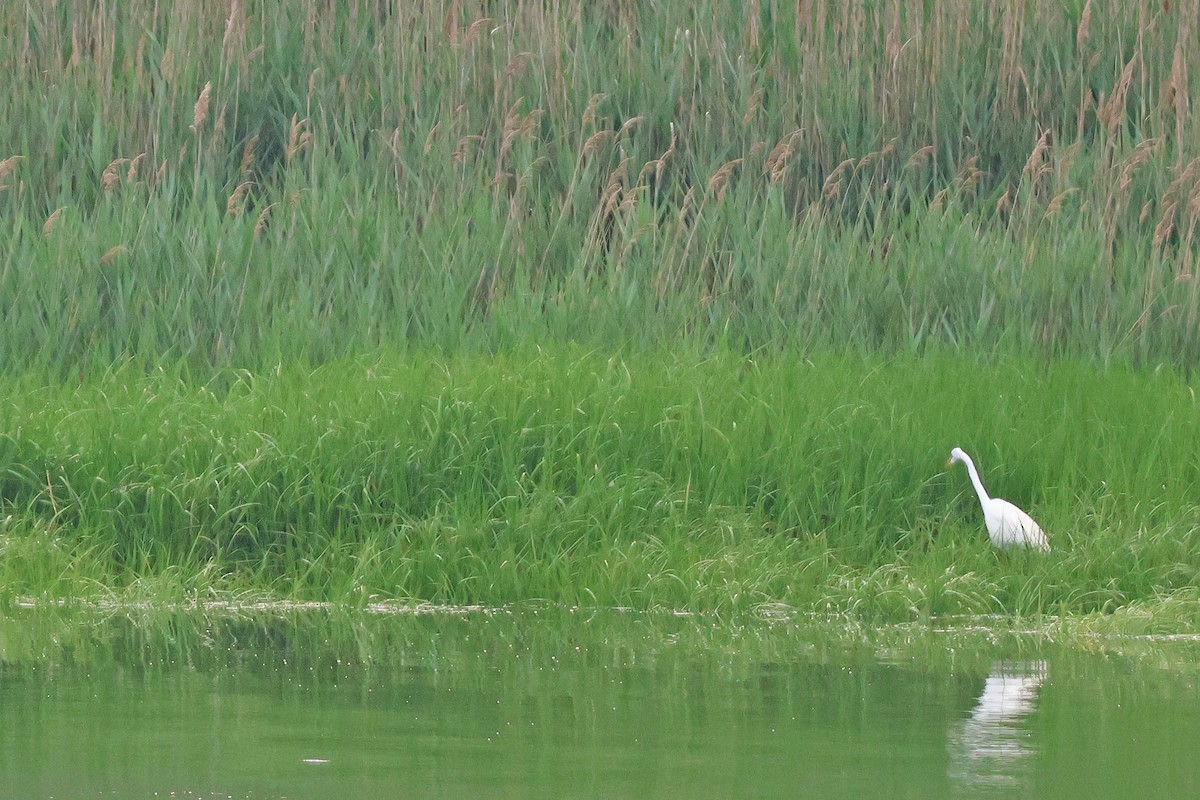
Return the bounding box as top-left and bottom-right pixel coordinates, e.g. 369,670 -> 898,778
1,607 -> 1196,799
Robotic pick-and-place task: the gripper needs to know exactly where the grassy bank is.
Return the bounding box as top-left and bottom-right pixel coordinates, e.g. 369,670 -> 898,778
2,348 -> 1198,620
2,1 -> 1200,374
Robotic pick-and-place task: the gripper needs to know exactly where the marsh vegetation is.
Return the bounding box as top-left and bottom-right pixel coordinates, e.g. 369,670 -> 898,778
1,1 -> 1198,621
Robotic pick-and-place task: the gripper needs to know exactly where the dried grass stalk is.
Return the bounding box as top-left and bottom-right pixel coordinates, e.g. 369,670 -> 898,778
423,122 -> 441,156
600,157 -> 630,216
707,159 -> 742,202
223,0 -> 245,55
127,153 -> 147,182
906,145 -> 935,170
99,245 -> 128,266
1099,53 -> 1138,136
1045,188 -> 1077,218
286,114 -> 312,161
996,188 -> 1013,216
240,135 -> 259,177
1118,138 -> 1162,194
742,87 -> 763,127
822,158 -> 855,199
617,185 -> 642,216
191,81 -> 212,132
226,180 -> 254,216
253,203 -> 274,239
678,186 -> 696,227
1076,0 -> 1092,52
101,158 -> 129,193
503,52 -> 534,81
1022,129 -> 1053,190
0,156 -> 22,181
764,130 -> 802,184
451,134 -> 482,165
581,130 -> 615,158
463,17 -> 492,45
1154,202 -> 1177,251
43,207 -> 67,236
582,93 -> 608,129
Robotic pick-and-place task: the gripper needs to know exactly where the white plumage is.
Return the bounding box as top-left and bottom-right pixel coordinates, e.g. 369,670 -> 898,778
948,447 -> 1050,552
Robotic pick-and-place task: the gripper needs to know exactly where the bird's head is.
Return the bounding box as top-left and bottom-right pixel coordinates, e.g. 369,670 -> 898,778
947,447 -> 967,467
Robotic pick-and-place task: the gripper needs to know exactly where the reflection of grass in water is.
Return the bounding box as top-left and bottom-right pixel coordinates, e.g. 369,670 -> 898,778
1,348 -> 1199,622
5,606 -> 1196,799
2,604 -> 1198,684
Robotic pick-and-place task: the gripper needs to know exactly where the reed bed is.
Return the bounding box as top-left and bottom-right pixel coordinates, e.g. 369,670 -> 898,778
1,1 -> 1199,374
1,349 -> 1198,618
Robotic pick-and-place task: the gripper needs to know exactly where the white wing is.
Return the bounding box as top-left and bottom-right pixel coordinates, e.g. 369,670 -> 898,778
985,498 -> 1050,551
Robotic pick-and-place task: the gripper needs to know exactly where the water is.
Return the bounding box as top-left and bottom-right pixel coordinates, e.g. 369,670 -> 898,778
1,606 -> 1198,799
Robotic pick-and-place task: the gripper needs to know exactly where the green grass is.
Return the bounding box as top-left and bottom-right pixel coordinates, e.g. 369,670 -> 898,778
1,347 -> 1197,620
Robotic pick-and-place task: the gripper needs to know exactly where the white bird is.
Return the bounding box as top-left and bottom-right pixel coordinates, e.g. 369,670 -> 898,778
947,447 -> 1050,552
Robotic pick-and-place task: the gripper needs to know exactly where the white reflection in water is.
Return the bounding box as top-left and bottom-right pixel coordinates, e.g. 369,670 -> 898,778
948,660 -> 1047,791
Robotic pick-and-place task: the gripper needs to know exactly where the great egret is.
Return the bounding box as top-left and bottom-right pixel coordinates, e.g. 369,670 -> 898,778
947,447 -> 1050,552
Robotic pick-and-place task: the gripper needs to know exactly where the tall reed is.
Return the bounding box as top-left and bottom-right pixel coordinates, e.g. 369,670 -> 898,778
1,2 -> 1199,375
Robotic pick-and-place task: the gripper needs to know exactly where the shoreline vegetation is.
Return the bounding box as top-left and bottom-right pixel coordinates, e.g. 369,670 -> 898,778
2,2 -> 1199,626
2,350 -> 1199,623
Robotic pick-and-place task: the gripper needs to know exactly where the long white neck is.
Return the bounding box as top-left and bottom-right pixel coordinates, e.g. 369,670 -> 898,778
959,452 -> 992,506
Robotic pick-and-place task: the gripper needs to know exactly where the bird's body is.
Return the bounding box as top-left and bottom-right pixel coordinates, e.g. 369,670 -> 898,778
948,447 -> 1050,552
